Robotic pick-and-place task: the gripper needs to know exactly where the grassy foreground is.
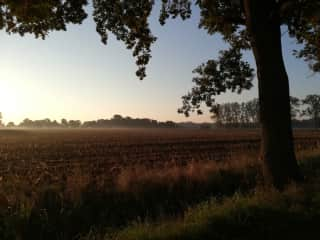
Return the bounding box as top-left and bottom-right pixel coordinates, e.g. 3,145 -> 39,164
111,184 -> 320,240
99,151 -> 320,240
0,150 -> 320,239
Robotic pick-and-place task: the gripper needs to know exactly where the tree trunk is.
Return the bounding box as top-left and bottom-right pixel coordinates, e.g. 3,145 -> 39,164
243,0 -> 302,188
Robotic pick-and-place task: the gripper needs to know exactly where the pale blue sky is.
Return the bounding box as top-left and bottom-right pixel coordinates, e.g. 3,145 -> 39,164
0,4 -> 318,124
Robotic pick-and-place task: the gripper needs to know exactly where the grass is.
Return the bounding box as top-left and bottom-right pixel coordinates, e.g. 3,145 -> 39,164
101,150 -> 320,240
111,182 -> 320,240
0,154 -> 260,239
0,149 -> 319,239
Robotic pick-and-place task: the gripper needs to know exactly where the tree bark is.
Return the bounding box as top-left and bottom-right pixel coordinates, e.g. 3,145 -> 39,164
243,0 -> 302,188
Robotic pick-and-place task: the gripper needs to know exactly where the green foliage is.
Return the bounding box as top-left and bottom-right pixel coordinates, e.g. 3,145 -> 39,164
93,0 -> 156,80
282,1 -> 320,72
178,47 -> 254,116
1,1 -> 319,80
159,0 -> 192,25
0,0 -> 88,39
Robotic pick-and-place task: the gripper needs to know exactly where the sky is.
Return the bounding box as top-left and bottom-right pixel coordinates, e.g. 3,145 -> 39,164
0,4 -> 319,124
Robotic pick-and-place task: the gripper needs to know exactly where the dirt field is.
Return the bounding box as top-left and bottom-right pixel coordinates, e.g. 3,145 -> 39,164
0,128 -> 319,177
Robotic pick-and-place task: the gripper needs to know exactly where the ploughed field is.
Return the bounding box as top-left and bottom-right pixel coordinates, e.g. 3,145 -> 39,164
0,128 -> 319,177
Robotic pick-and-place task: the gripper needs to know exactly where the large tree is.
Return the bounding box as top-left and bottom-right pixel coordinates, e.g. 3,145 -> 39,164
93,0 -> 320,188
1,0 -> 320,187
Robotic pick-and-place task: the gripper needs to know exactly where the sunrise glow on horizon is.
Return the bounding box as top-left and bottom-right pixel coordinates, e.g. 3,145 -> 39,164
0,6 -> 319,125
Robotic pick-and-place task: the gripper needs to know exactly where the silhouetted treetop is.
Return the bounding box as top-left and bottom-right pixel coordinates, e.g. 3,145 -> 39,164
178,47 -> 254,116
0,0 -> 87,39
93,0 -> 156,80
2,1 -> 319,78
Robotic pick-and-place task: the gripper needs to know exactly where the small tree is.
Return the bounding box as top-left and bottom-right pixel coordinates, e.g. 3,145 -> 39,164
290,96 -> 301,120
302,95 -> 320,128
61,118 -> 68,128
68,120 -> 82,128
247,99 -> 259,124
7,122 -> 15,128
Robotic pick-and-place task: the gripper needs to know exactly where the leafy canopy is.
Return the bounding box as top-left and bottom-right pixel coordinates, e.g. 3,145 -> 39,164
0,0 -> 88,38
1,0 -> 319,115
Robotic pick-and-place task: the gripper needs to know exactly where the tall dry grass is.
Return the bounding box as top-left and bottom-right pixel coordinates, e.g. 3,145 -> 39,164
0,148 -> 319,240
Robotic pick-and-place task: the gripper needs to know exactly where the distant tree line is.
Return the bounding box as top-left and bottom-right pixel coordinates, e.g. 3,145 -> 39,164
82,115 -> 177,128
0,95 -> 319,129
214,95 -> 320,128
3,114 -> 178,129
215,99 -> 259,128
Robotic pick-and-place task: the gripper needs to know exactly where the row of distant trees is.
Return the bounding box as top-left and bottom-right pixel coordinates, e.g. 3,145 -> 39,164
214,99 -> 259,128
0,95 -> 318,129
215,95 -> 320,128
1,114 -> 178,129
